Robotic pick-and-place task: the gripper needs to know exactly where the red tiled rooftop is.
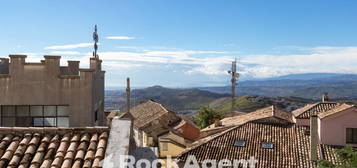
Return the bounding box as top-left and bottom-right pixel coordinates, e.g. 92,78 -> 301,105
292,102 -> 338,119
318,103 -> 354,119
178,122 -> 341,168
201,105 -> 294,136
0,127 -> 109,168
130,100 -> 174,129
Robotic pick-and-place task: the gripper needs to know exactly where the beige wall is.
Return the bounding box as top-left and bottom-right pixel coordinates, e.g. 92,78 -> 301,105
159,141 -> 185,157
0,55 -> 105,127
158,132 -> 191,159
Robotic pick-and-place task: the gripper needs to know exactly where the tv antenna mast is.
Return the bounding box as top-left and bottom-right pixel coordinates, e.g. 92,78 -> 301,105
228,58 -> 240,112
93,25 -> 99,58
126,78 -> 131,113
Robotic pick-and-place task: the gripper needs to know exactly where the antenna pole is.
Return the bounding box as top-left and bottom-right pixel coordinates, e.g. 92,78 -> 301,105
126,78 -> 131,113
93,25 -> 99,58
228,58 -> 240,112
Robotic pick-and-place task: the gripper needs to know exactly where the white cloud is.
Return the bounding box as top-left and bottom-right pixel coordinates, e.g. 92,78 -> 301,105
240,46 -> 357,78
73,49 -> 232,76
25,45 -> 357,80
106,36 -> 135,40
183,56 -> 232,75
44,43 -> 93,50
92,46 -> 357,78
49,51 -> 81,55
116,46 -> 141,49
104,61 -> 143,70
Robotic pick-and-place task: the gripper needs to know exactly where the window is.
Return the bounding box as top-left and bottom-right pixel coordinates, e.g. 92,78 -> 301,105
44,106 -> 56,116
346,128 -> 357,144
234,140 -> 246,147
57,117 -> 69,127
2,117 -> 15,127
161,142 -> 168,151
44,117 -> 56,126
33,117 -> 44,127
31,106 -> 43,116
17,106 -> 29,116
1,106 -> 15,127
261,142 -> 274,149
2,106 -> 15,116
57,106 -> 69,116
0,105 -> 69,127
95,110 -> 98,122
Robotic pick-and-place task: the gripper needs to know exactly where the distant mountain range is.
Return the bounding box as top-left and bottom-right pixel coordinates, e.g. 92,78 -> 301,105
105,73 -> 357,119
200,73 -> 357,99
105,85 -> 229,112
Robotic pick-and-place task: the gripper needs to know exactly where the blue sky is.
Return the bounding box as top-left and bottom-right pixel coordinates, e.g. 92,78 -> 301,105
1,0 -> 357,87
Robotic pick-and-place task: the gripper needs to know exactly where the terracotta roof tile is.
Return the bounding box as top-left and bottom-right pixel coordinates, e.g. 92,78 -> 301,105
178,122 -> 340,168
292,102 -> 338,119
318,103 -> 355,119
130,100 -> 180,129
201,105 -> 294,137
0,127 -> 109,168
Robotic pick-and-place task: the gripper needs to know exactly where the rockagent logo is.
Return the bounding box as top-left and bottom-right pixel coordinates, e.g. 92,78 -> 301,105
102,154 -> 258,168
182,155 -> 258,168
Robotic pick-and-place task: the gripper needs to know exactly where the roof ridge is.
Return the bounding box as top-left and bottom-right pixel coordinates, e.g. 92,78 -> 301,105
318,103 -> 355,119
293,102 -> 326,117
0,127 -> 109,135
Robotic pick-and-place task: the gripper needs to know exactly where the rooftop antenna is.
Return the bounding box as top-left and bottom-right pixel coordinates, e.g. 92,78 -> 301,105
228,58 -> 240,112
126,78 -> 131,113
93,25 -> 99,58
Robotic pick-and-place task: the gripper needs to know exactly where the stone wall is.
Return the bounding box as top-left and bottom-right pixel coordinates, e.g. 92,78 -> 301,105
0,55 -> 105,126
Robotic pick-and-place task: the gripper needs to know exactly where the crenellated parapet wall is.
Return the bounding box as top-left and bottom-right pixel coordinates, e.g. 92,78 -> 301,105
0,58 -> 9,75
0,55 -> 103,78
0,54 -> 105,127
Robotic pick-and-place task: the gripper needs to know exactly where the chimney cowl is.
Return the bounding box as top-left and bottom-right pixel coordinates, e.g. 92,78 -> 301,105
214,118 -> 222,127
322,93 -> 329,102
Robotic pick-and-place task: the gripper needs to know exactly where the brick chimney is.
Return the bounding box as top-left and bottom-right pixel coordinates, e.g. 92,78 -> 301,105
322,93 -> 329,102
214,117 -> 222,127
310,112 -> 319,162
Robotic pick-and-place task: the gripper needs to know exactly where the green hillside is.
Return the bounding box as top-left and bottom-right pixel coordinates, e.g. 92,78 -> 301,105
106,85 -> 230,112
214,95 -> 313,113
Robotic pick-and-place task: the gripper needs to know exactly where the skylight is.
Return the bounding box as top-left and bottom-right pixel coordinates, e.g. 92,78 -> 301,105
261,142 -> 274,149
233,140 -> 246,147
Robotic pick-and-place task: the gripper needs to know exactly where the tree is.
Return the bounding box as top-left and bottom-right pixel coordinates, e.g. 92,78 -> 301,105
318,146 -> 357,168
194,106 -> 225,129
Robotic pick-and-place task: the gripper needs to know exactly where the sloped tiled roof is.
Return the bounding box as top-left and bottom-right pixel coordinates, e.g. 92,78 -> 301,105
292,102 -> 338,119
202,105 -> 294,132
130,100 -> 175,129
158,131 -> 190,148
318,103 -> 355,119
0,127 -> 109,168
177,122 -> 340,168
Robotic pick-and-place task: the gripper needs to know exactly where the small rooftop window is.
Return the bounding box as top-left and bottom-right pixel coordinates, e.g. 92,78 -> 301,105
233,140 -> 246,147
261,142 -> 274,149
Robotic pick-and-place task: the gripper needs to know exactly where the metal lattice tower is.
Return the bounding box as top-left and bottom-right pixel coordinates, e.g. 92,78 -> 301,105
228,58 -> 240,112
93,25 -> 99,58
